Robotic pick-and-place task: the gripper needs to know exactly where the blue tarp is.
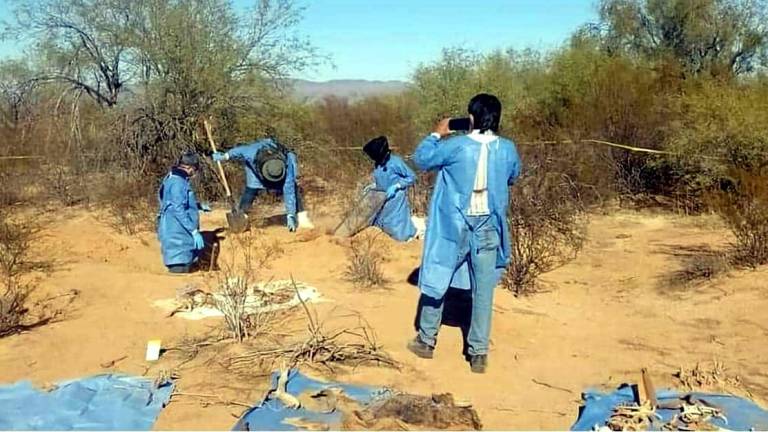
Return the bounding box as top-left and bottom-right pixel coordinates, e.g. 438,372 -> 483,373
0,374 -> 174,430
233,370 -> 380,431
571,385 -> 768,431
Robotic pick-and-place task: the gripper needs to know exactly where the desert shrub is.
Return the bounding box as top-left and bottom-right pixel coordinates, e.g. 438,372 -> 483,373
42,164 -> 87,207
0,166 -> 32,207
710,170 -> 768,269
503,151 -> 588,295
102,175 -> 159,235
663,82 -> 768,209
665,250 -> 732,289
0,213 -> 57,337
212,230 -> 282,342
408,171 -> 434,216
344,232 -> 388,289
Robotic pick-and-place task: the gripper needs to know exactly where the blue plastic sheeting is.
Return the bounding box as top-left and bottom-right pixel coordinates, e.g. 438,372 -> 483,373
233,370 -> 380,431
571,385 -> 768,431
0,374 -> 174,430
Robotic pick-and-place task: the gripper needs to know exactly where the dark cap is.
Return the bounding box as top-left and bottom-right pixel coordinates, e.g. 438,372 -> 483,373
178,151 -> 200,170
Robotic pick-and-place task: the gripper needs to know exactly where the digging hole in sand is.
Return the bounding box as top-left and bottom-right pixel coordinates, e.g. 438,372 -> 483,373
153,279 -> 321,320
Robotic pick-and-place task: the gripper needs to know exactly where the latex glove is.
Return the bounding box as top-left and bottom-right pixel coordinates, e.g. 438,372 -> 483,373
287,214 -> 297,232
386,183 -> 401,200
192,230 -> 205,250
199,202 -> 211,212
362,183 -> 375,195
212,152 -> 228,162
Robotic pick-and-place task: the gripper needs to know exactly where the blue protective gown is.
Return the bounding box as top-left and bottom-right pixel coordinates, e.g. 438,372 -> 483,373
371,155 -> 417,241
226,140 -> 299,217
157,168 -> 201,266
413,133 -> 521,299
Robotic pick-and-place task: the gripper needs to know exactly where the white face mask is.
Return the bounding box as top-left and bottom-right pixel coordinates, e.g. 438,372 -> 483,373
180,165 -> 197,177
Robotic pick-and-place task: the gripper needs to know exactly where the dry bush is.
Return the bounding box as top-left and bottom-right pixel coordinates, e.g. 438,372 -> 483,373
408,171 -> 434,216
503,154 -> 588,295
43,164 -> 86,207
710,170 -> 768,269
660,242 -> 733,290
313,95 -> 418,156
668,252 -> 732,288
344,232 -> 388,289
211,230 -> 282,342
102,175 -> 157,235
0,213 -> 60,337
0,164 -> 37,207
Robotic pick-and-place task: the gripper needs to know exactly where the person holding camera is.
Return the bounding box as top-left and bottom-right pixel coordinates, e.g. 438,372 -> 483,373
212,138 -> 312,232
407,94 -> 521,373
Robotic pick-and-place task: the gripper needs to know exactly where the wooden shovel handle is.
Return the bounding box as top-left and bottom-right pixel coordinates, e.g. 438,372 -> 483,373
203,119 -> 233,199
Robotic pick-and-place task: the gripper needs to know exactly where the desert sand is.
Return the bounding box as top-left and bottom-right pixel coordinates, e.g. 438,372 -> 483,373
0,206 -> 766,430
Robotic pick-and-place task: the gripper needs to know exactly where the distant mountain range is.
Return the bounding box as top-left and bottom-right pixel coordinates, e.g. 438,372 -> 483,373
291,79 -> 409,102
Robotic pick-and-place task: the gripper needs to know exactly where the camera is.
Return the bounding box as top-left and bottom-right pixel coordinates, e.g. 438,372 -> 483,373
448,117 -> 471,132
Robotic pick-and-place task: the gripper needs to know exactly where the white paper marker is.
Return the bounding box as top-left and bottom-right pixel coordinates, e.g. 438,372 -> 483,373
145,339 -> 162,361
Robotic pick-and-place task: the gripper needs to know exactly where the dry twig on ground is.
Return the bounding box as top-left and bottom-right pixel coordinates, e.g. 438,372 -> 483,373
225,278 -> 398,373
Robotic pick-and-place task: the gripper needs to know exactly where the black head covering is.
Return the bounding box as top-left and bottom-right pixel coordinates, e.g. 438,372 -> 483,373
363,136 -> 391,166
178,151 -> 200,170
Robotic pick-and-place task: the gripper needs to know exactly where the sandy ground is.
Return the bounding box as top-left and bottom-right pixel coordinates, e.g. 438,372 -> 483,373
1,205 -> 767,430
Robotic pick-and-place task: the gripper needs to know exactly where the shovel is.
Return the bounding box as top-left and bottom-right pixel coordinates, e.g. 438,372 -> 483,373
203,119 -> 248,233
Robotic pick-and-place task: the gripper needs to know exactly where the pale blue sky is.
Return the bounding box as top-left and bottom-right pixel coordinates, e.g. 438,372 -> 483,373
0,0 -> 598,82
291,0 -> 597,81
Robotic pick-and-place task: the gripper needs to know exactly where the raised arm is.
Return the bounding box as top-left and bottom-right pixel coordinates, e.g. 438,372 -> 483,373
226,141 -> 264,161
413,134 -> 459,172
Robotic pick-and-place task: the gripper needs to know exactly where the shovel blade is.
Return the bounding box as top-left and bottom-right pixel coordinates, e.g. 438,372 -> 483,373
226,210 -> 249,233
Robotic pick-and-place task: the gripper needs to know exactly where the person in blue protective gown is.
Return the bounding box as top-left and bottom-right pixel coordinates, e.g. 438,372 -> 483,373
406,94 -> 522,373
362,136 -> 418,242
157,151 -> 211,273
212,138 -> 310,232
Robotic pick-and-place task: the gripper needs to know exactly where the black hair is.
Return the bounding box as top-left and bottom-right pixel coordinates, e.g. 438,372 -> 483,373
468,93 -> 502,133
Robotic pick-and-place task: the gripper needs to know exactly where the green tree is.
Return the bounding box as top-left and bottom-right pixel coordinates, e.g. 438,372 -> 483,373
6,0 -> 140,106
6,0 -> 319,108
594,0 -> 768,78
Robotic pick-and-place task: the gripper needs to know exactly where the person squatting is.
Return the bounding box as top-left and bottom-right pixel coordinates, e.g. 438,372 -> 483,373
156,93 -> 521,373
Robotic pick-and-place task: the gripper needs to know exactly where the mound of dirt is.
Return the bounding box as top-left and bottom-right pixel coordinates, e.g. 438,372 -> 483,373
342,392 -> 482,430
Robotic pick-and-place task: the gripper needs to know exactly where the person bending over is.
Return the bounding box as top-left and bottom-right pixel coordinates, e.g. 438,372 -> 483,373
213,138 -> 311,231
363,136 -> 419,242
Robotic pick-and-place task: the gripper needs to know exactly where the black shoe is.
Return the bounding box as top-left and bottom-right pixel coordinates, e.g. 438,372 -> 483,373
406,337 -> 434,359
470,354 -> 487,373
